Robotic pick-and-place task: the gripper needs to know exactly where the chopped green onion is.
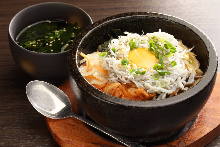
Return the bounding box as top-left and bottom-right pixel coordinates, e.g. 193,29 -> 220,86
149,36 -> 176,62
129,69 -> 135,73
164,41 -> 176,53
149,39 -> 156,51
121,59 -> 129,65
129,39 -> 137,50
170,48 -> 176,53
99,52 -> 108,57
153,63 -> 170,76
157,70 -> 171,76
153,63 -> 164,70
136,70 -> 146,75
148,36 -> 178,78
171,61 -> 177,67
111,48 -> 116,52
165,52 -> 174,57
135,68 -> 146,75
129,68 -> 146,75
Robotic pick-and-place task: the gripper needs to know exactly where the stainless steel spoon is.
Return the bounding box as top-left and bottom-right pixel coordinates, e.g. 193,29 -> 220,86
26,80 -> 145,147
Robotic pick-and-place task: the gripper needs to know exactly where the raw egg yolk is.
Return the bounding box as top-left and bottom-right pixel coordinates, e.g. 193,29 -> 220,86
128,48 -> 158,69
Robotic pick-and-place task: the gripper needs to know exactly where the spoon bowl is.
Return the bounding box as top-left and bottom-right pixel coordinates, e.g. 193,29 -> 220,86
26,80 -> 72,119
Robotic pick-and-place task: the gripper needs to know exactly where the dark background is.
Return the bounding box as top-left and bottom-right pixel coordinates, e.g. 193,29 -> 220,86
0,0 -> 219,146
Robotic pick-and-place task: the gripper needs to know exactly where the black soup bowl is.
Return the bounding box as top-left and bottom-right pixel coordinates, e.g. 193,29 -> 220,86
69,12 -> 218,141
9,2 -> 92,79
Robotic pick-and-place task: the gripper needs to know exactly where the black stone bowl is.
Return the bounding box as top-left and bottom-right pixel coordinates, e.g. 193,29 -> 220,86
69,12 -> 218,142
8,2 -> 92,80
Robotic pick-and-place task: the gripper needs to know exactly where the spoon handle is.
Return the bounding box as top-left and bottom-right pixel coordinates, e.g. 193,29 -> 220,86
69,112 -> 145,147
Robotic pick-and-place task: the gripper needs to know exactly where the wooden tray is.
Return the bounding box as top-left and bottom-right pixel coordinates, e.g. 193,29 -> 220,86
46,74 -> 220,147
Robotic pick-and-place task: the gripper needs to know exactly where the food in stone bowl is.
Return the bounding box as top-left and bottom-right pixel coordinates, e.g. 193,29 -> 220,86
79,31 -> 203,101
69,12 -> 217,142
